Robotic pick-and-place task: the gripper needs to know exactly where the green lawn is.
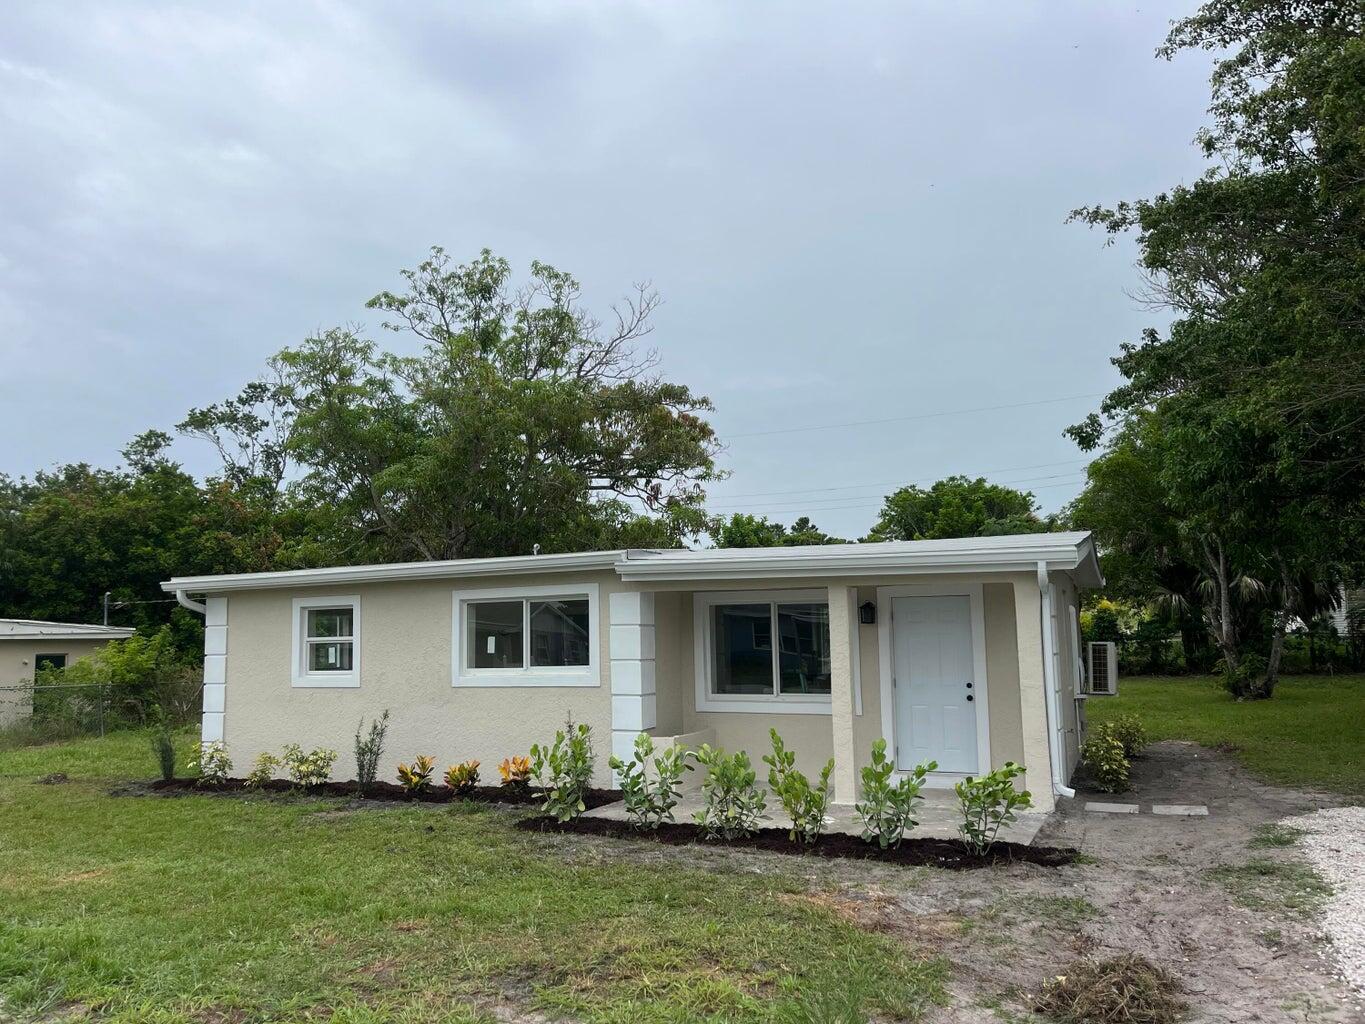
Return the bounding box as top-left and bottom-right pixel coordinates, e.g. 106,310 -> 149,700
1088,673 -> 1365,799
0,733 -> 945,1024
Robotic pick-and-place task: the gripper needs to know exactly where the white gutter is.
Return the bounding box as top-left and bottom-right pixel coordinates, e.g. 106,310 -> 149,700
175,590 -> 207,616
1037,561 -> 1075,800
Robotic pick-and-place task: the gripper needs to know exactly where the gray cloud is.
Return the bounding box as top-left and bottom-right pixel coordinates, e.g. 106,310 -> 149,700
0,1 -> 1211,538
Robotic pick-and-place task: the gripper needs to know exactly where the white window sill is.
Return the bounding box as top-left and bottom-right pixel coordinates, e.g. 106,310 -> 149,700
291,673 -> 360,689
453,671 -> 600,689
696,696 -> 832,715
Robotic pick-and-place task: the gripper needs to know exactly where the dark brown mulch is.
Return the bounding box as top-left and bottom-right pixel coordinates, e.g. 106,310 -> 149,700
148,777 -> 622,809
514,815 -> 1077,870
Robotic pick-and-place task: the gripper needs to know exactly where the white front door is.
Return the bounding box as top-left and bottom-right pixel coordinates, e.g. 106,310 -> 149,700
892,594 -> 978,773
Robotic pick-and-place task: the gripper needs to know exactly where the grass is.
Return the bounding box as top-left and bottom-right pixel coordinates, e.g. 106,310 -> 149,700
1087,673 -> 1365,798
0,733 -> 946,1023
1206,859 -> 1331,918
1248,824 -> 1306,849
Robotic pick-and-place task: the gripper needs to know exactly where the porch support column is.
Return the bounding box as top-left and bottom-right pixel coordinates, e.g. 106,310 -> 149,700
827,585 -> 859,806
608,591 -> 656,777
201,597 -> 228,745
1010,579 -> 1055,813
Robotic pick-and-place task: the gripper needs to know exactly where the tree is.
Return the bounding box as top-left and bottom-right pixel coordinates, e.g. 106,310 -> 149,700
231,248 -> 722,562
865,476 -> 1051,542
1067,0 -> 1365,697
714,513 -> 846,548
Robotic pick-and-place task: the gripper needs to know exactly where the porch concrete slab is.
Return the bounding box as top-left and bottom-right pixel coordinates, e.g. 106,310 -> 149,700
1152,804 -> 1209,816
582,788 -> 1049,846
1085,801 -> 1140,814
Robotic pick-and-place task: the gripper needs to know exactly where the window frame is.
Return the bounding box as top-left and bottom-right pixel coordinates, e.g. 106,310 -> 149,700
452,583 -> 600,688
291,595 -> 361,688
33,653 -> 67,674
693,589 -> 833,714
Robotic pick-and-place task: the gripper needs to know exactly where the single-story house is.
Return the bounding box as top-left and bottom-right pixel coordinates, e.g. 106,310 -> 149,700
161,532 -> 1101,812
0,619 -> 137,726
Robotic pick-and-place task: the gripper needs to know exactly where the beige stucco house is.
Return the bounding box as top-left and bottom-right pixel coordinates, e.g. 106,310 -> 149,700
0,619 -> 137,726
162,532 -> 1101,812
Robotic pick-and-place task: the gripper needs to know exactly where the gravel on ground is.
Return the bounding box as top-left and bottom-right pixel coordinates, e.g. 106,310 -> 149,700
1283,805 -> 1365,1002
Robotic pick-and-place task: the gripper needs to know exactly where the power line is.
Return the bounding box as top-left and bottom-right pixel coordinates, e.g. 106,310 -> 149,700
725,393 -> 1104,439
706,463 -> 1091,505
708,477 -> 1089,516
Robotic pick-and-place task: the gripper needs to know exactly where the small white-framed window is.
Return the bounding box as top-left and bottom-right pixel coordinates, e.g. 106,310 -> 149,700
291,595 -> 361,687
452,584 -> 599,688
694,590 -> 833,714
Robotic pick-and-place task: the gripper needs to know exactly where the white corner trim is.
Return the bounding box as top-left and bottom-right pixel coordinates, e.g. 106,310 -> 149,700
290,594 -> 361,688
692,589 -> 835,715
876,581 -> 991,777
451,583 -> 600,688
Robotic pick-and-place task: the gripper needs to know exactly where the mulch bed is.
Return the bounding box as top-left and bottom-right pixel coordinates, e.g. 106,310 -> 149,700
149,777 -> 622,809
515,815 -> 1078,870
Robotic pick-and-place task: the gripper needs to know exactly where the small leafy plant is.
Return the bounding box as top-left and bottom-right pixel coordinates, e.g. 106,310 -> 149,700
396,754 -> 436,794
499,755 -> 532,788
353,709 -> 390,794
689,744 -> 766,840
855,739 -> 935,848
1108,714 -> 1148,759
609,732 -> 687,831
188,740 -> 232,785
282,744 -> 338,789
1081,723 -> 1130,793
530,721 -> 596,822
955,762 -> 1031,856
150,723 -> 177,782
444,759 -> 481,795
762,729 -> 834,845
245,752 -> 281,789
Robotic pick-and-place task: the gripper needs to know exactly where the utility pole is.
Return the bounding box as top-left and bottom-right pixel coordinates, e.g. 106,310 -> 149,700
103,591 -> 111,626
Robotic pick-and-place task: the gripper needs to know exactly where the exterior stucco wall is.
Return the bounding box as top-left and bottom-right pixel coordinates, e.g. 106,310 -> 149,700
220,570 -> 622,787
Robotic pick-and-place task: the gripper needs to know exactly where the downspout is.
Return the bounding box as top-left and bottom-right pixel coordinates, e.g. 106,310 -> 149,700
175,589 -> 207,616
1037,562 -> 1076,799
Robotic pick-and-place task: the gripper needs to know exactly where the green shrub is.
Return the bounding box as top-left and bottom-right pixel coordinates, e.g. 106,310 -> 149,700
762,729 -> 834,845
282,744 -> 337,788
855,739 -> 936,848
1081,724 -> 1130,793
353,710 -> 390,793
609,732 -> 688,830
245,752 -> 281,789
396,754 -> 436,793
1109,714 -> 1148,758
530,720 -> 596,822
150,725 -> 176,781
187,740 -> 232,785
689,744 -> 766,840
955,762 -> 1031,856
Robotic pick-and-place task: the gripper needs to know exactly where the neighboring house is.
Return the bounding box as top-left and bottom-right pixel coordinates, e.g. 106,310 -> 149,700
161,532 -> 1101,812
0,619 -> 137,726
1330,586 -> 1364,643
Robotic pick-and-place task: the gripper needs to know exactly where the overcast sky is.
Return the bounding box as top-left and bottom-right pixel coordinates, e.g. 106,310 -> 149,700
0,2 -> 1213,540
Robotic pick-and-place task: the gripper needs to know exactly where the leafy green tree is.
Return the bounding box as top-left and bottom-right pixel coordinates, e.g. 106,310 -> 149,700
713,513 -> 846,548
865,476 -> 1050,542
262,248 -> 719,561
1067,0 -> 1365,697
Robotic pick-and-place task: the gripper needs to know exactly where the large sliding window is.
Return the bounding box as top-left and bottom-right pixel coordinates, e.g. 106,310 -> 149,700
453,585 -> 599,687
696,591 -> 832,713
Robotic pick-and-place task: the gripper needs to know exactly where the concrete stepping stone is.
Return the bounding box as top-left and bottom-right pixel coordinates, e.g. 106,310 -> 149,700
1152,804 -> 1209,816
1086,801 -> 1139,814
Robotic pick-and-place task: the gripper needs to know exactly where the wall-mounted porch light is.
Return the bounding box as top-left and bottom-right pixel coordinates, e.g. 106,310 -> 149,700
859,601 -> 877,625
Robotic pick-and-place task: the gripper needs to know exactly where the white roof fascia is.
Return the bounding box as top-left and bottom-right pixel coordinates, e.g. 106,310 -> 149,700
162,549 -> 627,595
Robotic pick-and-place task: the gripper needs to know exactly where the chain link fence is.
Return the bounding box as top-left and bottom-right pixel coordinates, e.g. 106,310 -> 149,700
0,679 -> 202,747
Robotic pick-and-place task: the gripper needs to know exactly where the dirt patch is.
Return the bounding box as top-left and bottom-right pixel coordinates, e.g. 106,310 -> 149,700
514,814 -> 1078,869
35,772 -> 69,785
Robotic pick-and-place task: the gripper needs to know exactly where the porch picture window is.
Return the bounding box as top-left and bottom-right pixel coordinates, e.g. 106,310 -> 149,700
709,597 -> 831,699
